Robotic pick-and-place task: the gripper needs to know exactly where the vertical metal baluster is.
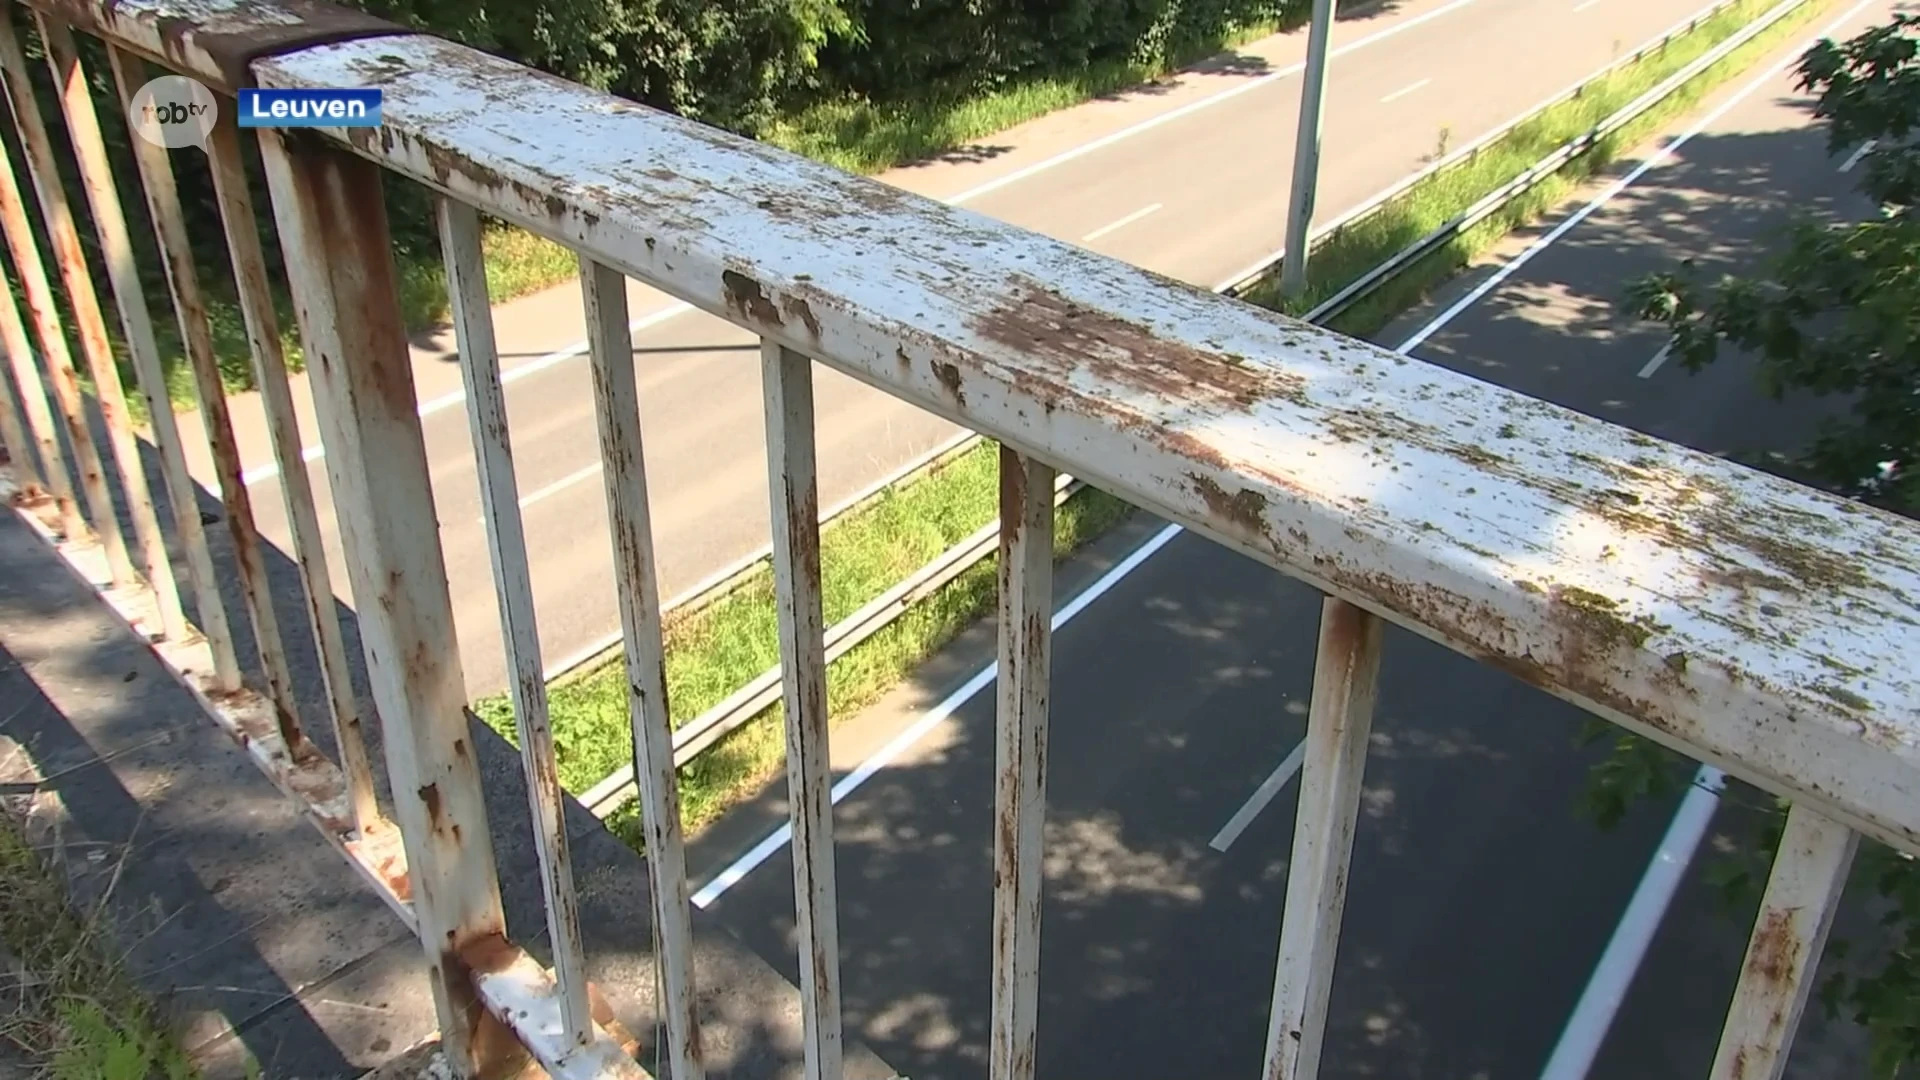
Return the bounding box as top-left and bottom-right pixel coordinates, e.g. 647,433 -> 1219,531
0,12 -> 179,627
1708,805 -> 1857,1080
0,40 -> 119,572
441,198 -> 593,1046
203,115 -> 379,826
40,19 -> 218,655
990,445 -> 1054,1080
0,284 -> 40,497
0,281 -> 72,531
582,256 -> 704,1079
97,43 -> 256,690
761,338 -> 844,1080
257,129 -> 510,1076
1262,596 -> 1385,1080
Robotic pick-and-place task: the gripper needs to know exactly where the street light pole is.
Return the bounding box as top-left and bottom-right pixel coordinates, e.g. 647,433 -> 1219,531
1280,0 -> 1336,300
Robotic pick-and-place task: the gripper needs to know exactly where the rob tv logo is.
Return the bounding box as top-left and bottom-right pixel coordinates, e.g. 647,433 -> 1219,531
126,76 -> 382,152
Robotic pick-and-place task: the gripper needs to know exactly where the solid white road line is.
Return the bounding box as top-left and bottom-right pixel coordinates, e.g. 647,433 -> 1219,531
1083,203 -> 1164,243
1209,740 -> 1310,852
1381,77 -> 1433,104
690,519 -> 1186,908
1538,766 -> 1727,1080
1838,138 -> 1877,172
696,0 -> 1880,909
242,0 -> 1486,490
945,0 -> 1485,206
1637,339 -> 1674,378
1538,6 -> 1882,1067
1397,0 -> 1880,357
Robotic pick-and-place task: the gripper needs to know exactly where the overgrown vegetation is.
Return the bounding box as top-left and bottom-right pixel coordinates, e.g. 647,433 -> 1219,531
1591,14 -> 1920,1074
1247,0 -> 1834,334
476,442 -> 1132,837
0,809 -> 203,1079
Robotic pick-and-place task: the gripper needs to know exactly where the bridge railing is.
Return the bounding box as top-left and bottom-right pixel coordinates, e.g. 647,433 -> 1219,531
0,2 -> 1913,1078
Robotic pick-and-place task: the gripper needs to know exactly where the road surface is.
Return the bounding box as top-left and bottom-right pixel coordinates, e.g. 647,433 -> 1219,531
178,0 -> 1726,699
686,4 -> 1886,1077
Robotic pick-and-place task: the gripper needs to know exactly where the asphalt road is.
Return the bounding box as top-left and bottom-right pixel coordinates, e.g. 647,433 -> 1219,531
190,0 -> 1718,699
689,4 -> 1889,1077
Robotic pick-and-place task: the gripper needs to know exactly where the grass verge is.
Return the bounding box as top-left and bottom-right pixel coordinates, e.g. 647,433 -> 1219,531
0,810 -> 203,1079
476,440 -> 1130,838
1243,0 -> 1837,334
758,17 -> 1297,174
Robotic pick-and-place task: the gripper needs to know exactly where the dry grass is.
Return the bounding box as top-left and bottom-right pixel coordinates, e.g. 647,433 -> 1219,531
0,764 -> 206,1079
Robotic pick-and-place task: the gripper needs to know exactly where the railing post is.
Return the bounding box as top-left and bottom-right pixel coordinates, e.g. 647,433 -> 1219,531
1708,805 -> 1857,1080
990,445 -> 1054,1080
0,11 -> 181,627
583,256 -> 705,1078
202,113 -> 382,831
444,198 -> 594,1049
761,338 -> 845,1080
255,128 -> 511,1077
0,282 -> 51,502
1262,596 -> 1385,1080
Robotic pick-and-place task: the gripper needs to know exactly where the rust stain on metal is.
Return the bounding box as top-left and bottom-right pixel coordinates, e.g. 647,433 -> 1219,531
1189,473 -> 1269,539
41,0 -> 410,94
419,782 -> 445,827
458,931 -> 521,976
1744,907 -> 1800,989
969,277 -> 1308,413
932,359 -> 967,407
721,269 -> 782,327
781,293 -> 821,339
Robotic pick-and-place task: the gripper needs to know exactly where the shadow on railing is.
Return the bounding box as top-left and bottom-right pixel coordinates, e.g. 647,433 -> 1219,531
0,2 -> 1914,1078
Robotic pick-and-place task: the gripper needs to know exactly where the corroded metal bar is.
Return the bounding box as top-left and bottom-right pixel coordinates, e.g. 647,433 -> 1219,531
0,11 -> 179,621
761,337 -> 843,1080
41,18 -> 227,656
582,256 -> 704,1079
100,40 -> 249,691
990,445 -> 1054,1080
1262,596 -> 1385,1080
0,277 -> 72,531
440,197 -> 593,1047
255,127 -> 509,1076
0,20 -> 120,574
1708,806 -> 1857,1080
0,281 -> 47,500
204,114 -> 379,828
0,302 -> 33,496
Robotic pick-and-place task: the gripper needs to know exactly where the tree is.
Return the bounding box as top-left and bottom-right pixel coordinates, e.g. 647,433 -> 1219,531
1591,14 -> 1920,1076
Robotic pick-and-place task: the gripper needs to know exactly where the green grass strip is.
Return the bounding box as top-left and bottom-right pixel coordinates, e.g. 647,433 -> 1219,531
1243,0 -> 1837,334
475,442 -> 1131,838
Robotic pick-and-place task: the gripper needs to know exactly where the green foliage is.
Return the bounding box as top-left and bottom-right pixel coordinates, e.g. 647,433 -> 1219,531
49,1000 -> 196,1080
1624,13 -> 1920,513
1590,15 -> 1920,1074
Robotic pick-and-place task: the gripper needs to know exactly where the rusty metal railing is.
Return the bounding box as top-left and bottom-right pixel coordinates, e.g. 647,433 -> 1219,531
0,1 -> 1913,1078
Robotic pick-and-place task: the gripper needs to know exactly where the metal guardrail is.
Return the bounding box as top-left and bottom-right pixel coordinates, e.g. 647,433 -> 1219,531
1214,0 -> 1770,299
1295,0 -> 1815,324
0,2 -> 1912,1079
559,0 -> 1810,811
